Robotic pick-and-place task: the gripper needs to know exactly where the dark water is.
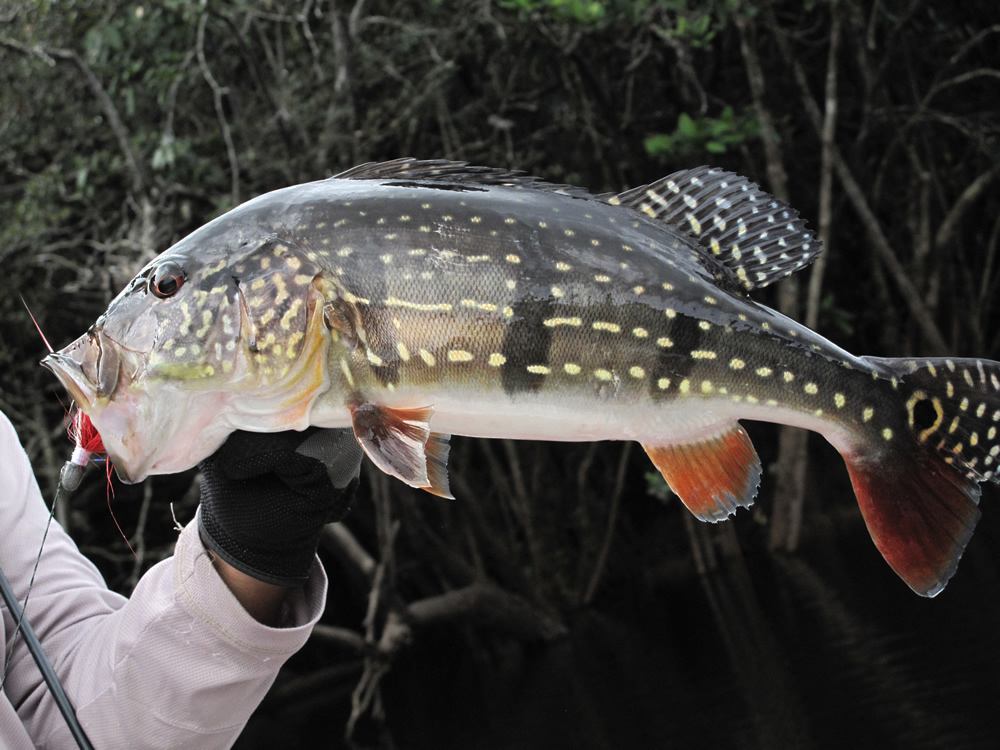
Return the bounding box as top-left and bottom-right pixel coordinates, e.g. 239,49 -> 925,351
240,506 -> 1000,750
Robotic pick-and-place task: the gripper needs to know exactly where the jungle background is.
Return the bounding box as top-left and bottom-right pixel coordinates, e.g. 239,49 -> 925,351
2,1 -> 1000,748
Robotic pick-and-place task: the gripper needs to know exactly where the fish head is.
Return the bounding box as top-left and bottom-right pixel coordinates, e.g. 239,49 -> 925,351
43,223 -> 332,482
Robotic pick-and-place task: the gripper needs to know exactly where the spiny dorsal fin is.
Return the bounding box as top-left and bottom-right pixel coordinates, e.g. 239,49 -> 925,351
331,158 -> 594,198
612,166 -> 822,292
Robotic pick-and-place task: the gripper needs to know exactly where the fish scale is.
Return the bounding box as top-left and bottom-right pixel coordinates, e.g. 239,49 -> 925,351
42,158 -> 1000,597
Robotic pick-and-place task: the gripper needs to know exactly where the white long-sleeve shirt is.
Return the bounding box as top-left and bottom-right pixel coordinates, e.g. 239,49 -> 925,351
0,412 -> 327,749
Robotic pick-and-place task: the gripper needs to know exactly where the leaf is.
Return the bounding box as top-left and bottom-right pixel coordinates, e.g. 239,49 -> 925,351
677,112 -> 698,139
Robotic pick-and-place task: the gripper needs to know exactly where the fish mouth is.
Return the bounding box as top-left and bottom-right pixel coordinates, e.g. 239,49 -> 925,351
41,329 -> 124,407
42,329 -> 150,482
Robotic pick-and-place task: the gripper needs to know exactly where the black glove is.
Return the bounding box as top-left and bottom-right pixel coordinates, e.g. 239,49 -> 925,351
198,427 -> 364,587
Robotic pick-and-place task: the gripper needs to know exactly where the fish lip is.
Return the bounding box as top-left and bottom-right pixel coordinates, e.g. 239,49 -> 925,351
41,348 -> 99,408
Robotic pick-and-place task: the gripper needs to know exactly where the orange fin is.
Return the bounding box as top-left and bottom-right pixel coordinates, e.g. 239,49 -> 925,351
349,403 -> 454,499
643,424 -> 761,522
845,446 -> 980,597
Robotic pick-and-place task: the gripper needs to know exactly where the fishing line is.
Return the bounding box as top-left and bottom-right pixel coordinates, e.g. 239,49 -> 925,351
0,408 -> 101,750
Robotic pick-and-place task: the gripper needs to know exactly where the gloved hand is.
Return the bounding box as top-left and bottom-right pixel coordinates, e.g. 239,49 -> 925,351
198,427 -> 364,587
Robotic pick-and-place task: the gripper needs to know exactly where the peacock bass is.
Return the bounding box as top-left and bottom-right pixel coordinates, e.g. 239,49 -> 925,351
43,159 -> 1000,597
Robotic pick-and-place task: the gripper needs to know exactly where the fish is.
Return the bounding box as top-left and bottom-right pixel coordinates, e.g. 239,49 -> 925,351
42,158 -> 1000,597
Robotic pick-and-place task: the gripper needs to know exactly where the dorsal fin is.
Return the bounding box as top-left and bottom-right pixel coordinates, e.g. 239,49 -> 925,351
331,158 -> 594,198
612,166 -> 822,291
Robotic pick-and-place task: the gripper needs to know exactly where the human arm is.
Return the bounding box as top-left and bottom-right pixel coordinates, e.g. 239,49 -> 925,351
0,415 -> 357,749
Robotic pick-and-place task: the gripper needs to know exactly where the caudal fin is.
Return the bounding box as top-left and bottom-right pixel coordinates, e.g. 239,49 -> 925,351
846,356 -> 1000,596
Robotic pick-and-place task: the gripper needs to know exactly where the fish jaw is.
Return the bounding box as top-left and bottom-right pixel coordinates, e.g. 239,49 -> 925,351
42,331 -> 236,482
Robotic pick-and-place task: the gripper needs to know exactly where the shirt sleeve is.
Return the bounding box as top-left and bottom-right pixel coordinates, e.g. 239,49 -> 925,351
0,413 -> 327,749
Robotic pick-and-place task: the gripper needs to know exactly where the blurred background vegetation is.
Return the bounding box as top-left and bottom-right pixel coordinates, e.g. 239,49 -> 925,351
2,1 -> 999,748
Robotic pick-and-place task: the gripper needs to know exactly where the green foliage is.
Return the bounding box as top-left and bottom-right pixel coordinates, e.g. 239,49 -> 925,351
645,471 -> 673,503
500,0 -> 608,24
645,106 -> 761,159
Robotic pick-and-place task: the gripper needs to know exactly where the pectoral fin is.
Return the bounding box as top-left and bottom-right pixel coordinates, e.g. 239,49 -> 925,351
643,423 -> 761,522
350,403 -> 453,498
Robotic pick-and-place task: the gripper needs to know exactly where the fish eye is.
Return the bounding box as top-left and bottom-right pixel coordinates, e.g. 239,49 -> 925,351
149,262 -> 186,299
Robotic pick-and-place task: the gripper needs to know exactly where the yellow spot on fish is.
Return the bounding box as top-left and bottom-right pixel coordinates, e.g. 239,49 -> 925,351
629,366 -> 645,379
863,407 -> 874,422
251,278 -> 266,291
385,297 -> 453,312
594,369 -> 613,381
805,383 -> 819,395
746,395 -> 759,404
704,296 -> 717,305
397,342 -> 410,361
489,353 -> 506,367
503,306 -> 514,318
692,350 -> 717,359
506,280 -> 517,291
286,255 -> 301,270
556,262 -> 571,271
971,432 -> 979,446
591,239 -> 600,246
662,282 -> 674,291
471,216 -> 482,223
658,378 -> 671,390
565,229 -> 575,237
657,337 -> 673,348
337,247 -> 352,257
506,254 -> 521,264
449,349 -> 473,362
623,244 -> 633,251
960,397 -> 969,411
593,321 -> 621,333
701,381 -> 713,393
551,286 -> 565,298
633,286 -> 645,295
730,358 -> 745,369
756,367 -> 772,377
366,350 -> 384,367
948,417 -> 960,434
594,275 -> 611,283
564,363 -> 582,375
665,308 -> 677,319
783,371 -> 794,382
544,317 -> 582,327
196,310 -> 213,338
419,349 -> 436,366
468,255 -> 491,263
698,321 -> 711,331
633,327 -> 648,338
834,393 -> 846,408
679,379 -> 691,394
947,381 -> 955,398
527,364 -> 550,375
381,253 -> 393,263
260,309 -> 275,326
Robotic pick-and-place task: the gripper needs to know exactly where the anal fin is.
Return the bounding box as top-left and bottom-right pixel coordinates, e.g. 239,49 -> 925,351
350,403 -> 454,499
643,423 -> 762,522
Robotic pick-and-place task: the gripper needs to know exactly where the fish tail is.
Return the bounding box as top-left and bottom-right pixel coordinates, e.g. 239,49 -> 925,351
843,356 -> 1000,597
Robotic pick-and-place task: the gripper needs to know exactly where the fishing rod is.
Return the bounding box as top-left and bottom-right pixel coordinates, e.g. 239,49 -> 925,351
0,411 -> 101,750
